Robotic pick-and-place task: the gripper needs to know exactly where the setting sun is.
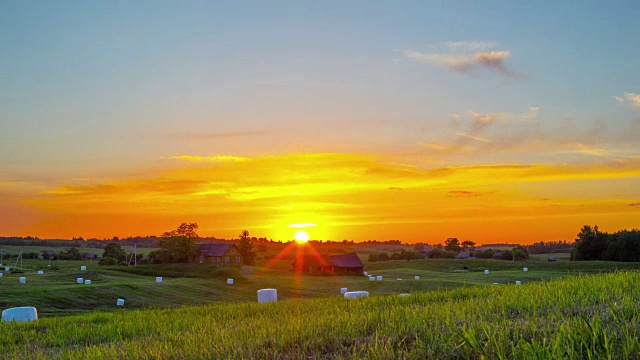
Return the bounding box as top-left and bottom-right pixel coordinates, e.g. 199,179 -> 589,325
294,230 -> 310,243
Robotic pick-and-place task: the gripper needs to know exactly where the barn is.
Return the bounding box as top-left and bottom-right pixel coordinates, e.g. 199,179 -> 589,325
293,252 -> 364,275
195,243 -> 243,265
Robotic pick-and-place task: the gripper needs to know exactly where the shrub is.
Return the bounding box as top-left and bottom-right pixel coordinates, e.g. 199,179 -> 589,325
98,257 -> 118,266
512,248 -> 528,261
498,250 -> 513,260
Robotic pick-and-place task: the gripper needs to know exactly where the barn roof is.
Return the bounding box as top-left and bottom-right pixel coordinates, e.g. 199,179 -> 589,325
196,243 -> 237,257
292,252 -> 364,268
328,253 -> 364,268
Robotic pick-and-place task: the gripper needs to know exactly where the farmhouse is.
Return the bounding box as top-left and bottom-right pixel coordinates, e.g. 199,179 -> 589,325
293,252 -> 364,275
195,243 -> 243,265
456,251 -> 471,259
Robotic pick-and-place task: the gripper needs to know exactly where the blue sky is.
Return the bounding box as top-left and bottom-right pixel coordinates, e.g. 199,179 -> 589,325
1,1 -> 639,239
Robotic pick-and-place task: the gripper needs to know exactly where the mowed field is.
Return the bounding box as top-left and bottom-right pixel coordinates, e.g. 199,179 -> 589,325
1,250 -> 639,318
1,271 -> 639,359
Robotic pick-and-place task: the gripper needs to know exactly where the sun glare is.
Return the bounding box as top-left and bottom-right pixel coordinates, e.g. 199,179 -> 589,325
294,230 -> 310,243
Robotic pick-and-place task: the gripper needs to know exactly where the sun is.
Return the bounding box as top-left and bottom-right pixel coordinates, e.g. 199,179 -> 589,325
293,230 -> 309,243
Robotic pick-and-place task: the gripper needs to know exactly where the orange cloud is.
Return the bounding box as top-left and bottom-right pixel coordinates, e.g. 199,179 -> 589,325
13,153 -> 640,243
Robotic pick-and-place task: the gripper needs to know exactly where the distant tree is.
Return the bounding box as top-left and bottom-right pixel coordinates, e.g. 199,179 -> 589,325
474,248 -> 496,259
413,244 -> 426,251
157,223 -> 199,263
444,238 -> 461,252
59,247 -> 82,260
603,230 -> 640,262
461,240 -> 476,252
498,249 -> 514,261
512,248 -> 528,261
101,243 -> 127,262
571,225 -> 608,261
258,244 -> 268,252
237,230 -> 256,265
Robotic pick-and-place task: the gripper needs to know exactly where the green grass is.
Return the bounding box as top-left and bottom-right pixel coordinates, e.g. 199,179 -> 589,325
1,271 -> 638,359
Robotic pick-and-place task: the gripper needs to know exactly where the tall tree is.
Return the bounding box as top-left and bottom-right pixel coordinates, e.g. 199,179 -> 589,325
460,240 -> 476,252
101,243 -> 127,262
444,238 -> 461,252
157,222 -> 199,263
237,230 -> 256,265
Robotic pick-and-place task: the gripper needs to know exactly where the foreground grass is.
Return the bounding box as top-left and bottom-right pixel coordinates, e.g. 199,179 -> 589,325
1,271 -> 639,359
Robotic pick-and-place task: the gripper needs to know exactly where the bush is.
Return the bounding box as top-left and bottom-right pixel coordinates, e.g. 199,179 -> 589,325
498,250 -> 513,260
428,248 -> 457,259
98,257 -> 118,266
474,249 -> 495,259
512,248 -> 528,260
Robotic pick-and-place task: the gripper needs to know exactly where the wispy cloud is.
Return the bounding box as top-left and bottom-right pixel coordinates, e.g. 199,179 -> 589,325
628,203 -> 640,207
614,93 -> 640,107
170,131 -> 268,140
161,155 -> 251,163
405,41 -> 522,78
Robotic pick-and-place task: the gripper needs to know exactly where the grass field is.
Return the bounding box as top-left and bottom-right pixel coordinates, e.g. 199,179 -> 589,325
2,252 -> 640,318
1,270 -> 638,359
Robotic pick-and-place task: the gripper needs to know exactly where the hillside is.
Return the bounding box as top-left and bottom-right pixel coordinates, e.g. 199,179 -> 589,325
1,271 -> 638,359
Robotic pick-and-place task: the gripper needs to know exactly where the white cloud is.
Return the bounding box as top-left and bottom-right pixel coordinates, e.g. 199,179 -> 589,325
405,42 -> 521,78
614,93 -> 640,107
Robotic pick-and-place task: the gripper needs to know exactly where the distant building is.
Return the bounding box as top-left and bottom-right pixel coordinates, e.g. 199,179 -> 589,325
293,252 -> 364,275
547,257 -> 558,262
195,243 -> 243,265
82,253 -> 98,260
456,251 -> 471,259
421,250 -> 431,258
39,250 -> 56,260
492,252 -> 503,259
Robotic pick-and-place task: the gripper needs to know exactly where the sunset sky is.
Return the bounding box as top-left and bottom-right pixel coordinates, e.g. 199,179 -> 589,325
1,1 -> 639,243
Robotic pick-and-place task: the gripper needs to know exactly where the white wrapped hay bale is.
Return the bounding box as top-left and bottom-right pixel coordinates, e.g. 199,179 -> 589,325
4,267 -> 9,272
364,271 -> 368,276
2,307 -> 38,323
227,278 -> 234,285
369,276 -> 375,281
399,293 -> 410,297
493,282 -> 499,285
76,278 -> 83,284
81,266 -> 87,271
344,291 -> 368,299
37,270 -> 44,275
376,275 -> 383,281
523,267 -> 528,272
340,287 -> 348,294
257,289 -> 278,303
414,275 -> 420,280
156,277 -> 163,283
84,280 -> 91,285
0,273 -> 3,277
116,298 -> 125,306
515,281 -> 522,285
484,270 -> 490,275
19,277 -> 26,284
397,278 -> 402,281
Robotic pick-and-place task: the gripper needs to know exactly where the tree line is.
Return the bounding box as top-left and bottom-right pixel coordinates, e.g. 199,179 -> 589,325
571,225 -> 640,262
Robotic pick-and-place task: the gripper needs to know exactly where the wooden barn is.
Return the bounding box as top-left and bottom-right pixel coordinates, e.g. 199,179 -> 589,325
195,243 -> 243,265
293,252 -> 364,275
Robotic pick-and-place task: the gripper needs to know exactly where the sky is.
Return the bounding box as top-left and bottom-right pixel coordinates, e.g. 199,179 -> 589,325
1,1 -> 639,243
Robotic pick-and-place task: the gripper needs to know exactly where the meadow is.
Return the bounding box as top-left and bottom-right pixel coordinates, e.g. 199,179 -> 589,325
1,270 -> 638,359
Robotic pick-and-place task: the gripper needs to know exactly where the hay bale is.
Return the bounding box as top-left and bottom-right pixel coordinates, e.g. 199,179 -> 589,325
37,270 -> 44,275
515,280 -> 522,285
414,275 -> 420,280
376,275 -> 383,281
227,278 -> 234,285
19,277 -> 26,284
76,278 -> 83,284
364,271 -> 368,276
156,277 -> 163,283
340,287 -> 348,294
257,289 -> 277,303
344,291 -> 368,299
4,267 -> 9,272
369,276 -> 375,281
523,267 -> 528,272
81,266 -> 87,271
116,298 -> 125,306
397,278 -> 402,281
493,282 -> 499,285
84,280 -> 91,285
2,307 -> 38,323
399,293 -> 410,297
484,270 -> 490,275
0,273 -> 3,277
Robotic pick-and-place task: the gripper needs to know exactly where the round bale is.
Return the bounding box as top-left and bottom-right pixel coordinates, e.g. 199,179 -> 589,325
257,289 -> 278,303
344,291 -> 368,299
2,307 -> 38,323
